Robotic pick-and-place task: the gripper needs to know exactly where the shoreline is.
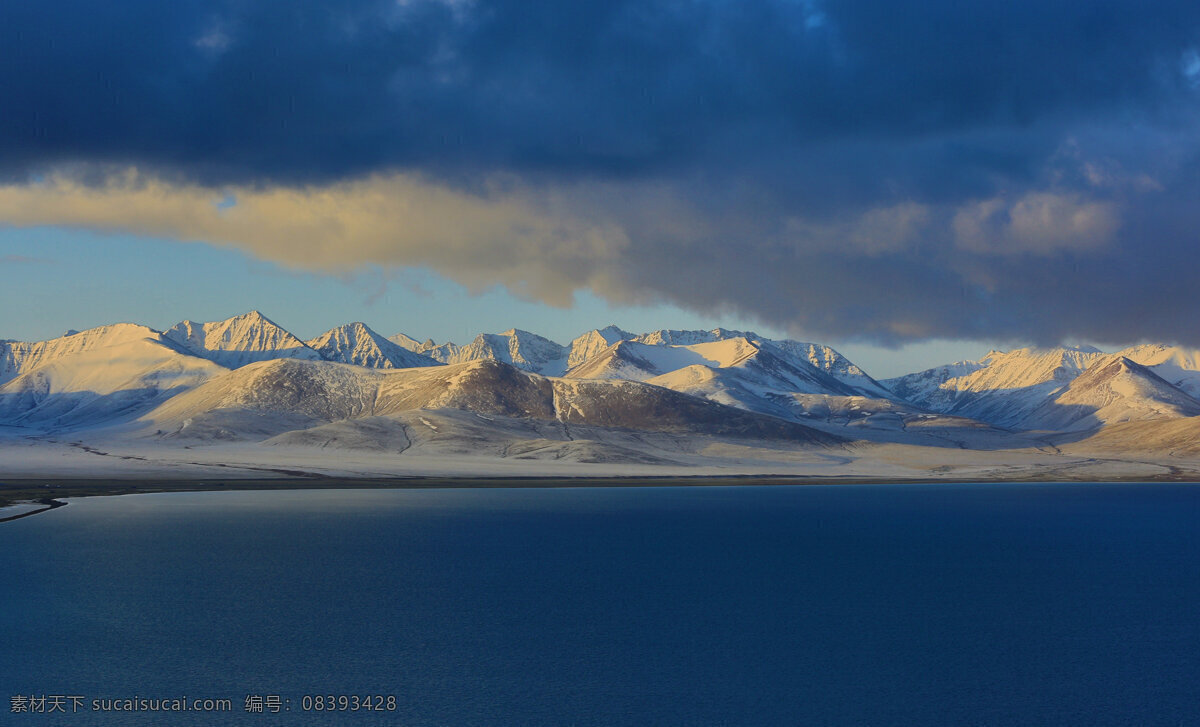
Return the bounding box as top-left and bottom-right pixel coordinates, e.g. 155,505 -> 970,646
0,497 -> 68,523
3,472 -> 1199,519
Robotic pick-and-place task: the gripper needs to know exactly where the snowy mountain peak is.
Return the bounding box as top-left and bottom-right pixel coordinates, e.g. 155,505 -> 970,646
882,359 -> 988,406
970,346 -> 1105,387
633,328 -> 755,346
17,311 -> 1200,461
1023,355 -> 1200,431
210,309 -> 275,329
887,343 -> 1200,431
1,323 -> 170,386
761,339 -> 892,398
614,327 -> 887,398
1111,344 -> 1200,398
597,324 -> 629,337
0,323 -> 226,430
881,345 -> 1110,428
420,328 -> 570,375
386,331 -> 444,356
163,311 -> 323,369
567,326 -> 635,369
307,322 -> 442,370
488,330 -> 568,374
564,336 -> 863,407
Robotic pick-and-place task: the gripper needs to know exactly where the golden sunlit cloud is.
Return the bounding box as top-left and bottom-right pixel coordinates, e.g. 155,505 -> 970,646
0,165 -> 1153,344
0,169 -> 632,306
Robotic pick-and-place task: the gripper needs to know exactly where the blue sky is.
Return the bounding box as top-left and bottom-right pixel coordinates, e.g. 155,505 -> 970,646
3,0 -> 1199,376
0,225 -> 743,344
0,226 -> 993,378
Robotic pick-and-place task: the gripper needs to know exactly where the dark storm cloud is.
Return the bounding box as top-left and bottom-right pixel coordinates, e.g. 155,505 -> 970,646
3,0 -> 1200,345
4,0 -> 1196,185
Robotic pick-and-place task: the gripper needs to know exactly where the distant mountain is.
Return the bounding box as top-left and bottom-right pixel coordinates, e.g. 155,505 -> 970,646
307,322 -> 442,370
566,325 -> 631,369
164,311 -> 322,368
568,337 -> 855,393
380,324 -> 888,401
0,316 -> 926,444
884,346 -> 1106,428
880,359 -> 989,408
764,339 -> 894,399
139,358 -> 842,450
1023,356 -> 1200,432
626,327 -> 891,398
633,327 -> 752,346
417,329 -> 570,375
564,339 -> 741,382
1,323 -> 188,386
0,324 -> 224,430
1112,344 -> 1200,399
10,312 -> 1200,466
552,335 -> 940,435
387,331 -> 434,353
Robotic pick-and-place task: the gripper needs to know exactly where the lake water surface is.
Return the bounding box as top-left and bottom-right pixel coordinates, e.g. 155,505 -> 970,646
2,483 -> 1198,725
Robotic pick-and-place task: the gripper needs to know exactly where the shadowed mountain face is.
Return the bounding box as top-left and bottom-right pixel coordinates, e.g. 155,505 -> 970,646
378,360 -> 558,419
140,358 -> 841,447
550,378 -> 837,443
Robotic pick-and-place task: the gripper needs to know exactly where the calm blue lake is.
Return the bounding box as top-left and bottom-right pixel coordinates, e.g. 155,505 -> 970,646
2,483 -> 1198,725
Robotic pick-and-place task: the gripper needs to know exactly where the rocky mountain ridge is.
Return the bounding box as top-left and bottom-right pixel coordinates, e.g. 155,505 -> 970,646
6,313 -> 1200,463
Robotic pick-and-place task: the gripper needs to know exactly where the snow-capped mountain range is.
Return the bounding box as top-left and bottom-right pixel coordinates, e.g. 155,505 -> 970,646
882,343 -> 1200,432
5,311 -> 1200,472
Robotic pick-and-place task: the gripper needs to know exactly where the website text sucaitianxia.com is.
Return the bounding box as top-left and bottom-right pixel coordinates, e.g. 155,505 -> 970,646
11,695 -> 233,714
12,693 -> 399,715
